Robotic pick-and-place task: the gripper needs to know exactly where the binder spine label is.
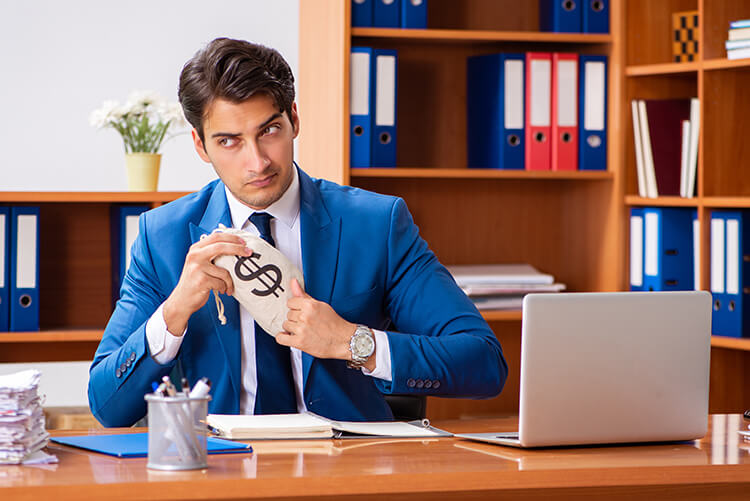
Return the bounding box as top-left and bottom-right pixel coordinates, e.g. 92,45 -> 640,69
375,55 -> 396,126
16,215 -> 37,289
584,61 -> 606,131
504,60 -> 524,129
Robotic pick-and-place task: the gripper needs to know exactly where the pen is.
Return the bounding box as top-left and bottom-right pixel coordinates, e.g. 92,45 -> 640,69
189,377 -> 211,399
181,377 -> 190,394
162,376 -> 177,397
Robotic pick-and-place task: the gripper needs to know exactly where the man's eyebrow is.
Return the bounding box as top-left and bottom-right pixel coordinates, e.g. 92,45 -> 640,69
209,113 -> 283,139
257,112 -> 283,130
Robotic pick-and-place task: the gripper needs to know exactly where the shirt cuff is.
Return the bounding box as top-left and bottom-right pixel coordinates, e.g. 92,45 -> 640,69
146,303 -> 186,365
361,329 -> 392,382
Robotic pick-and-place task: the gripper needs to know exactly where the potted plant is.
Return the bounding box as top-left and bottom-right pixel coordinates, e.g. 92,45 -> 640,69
90,91 -> 186,191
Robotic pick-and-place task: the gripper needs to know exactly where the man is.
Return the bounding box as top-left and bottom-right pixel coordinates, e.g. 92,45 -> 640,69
88,38 -> 507,427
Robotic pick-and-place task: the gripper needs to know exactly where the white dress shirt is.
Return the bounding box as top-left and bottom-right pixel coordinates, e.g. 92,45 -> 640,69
145,169 -> 392,414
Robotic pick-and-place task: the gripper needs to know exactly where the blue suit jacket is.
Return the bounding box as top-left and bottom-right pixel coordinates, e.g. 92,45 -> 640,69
88,168 -> 507,426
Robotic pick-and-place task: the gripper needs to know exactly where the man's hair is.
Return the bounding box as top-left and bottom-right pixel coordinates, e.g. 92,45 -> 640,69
178,38 -> 295,143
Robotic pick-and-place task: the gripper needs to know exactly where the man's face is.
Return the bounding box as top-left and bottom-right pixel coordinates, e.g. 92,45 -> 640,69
193,94 -> 299,210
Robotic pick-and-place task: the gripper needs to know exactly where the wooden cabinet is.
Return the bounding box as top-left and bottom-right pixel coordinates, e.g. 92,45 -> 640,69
298,0 -> 750,418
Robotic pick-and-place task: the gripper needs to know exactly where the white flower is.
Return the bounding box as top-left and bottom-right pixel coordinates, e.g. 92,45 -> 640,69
154,101 -> 188,127
125,90 -> 164,114
89,100 -> 120,128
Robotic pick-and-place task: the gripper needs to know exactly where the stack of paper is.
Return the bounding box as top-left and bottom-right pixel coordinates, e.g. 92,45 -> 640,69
0,370 -> 57,464
447,264 -> 566,310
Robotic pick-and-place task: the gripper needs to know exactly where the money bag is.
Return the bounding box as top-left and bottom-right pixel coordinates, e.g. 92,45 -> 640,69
209,225 -> 305,337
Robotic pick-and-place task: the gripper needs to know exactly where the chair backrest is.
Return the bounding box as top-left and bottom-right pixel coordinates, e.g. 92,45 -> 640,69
385,394 -> 426,421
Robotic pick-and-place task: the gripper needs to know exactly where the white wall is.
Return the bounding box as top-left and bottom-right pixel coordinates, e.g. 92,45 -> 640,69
0,0 -> 299,192
0,0 -> 300,407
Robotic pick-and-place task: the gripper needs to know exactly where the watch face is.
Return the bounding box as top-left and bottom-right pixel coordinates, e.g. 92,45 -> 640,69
353,331 -> 375,357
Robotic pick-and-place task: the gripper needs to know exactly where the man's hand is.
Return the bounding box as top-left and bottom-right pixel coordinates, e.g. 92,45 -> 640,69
162,233 -> 252,335
279,279 -> 374,370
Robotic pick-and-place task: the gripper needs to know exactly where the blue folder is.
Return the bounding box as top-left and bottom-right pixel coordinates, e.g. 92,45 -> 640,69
629,207 -> 645,291
373,0 -> 400,27
712,210 -> 750,338
401,0 -> 427,29
467,53 -> 525,169
350,47 -> 374,168
582,0 -> 610,33
0,206 -> 8,331
371,48 -> 398,167
50,432 -> 252,458
539,0 -> 581,33
9,206 -> 40,331
578,55 -> 608,170
352,0 -> 374,27
642,207 -> 694,292
111,205 -> 150,304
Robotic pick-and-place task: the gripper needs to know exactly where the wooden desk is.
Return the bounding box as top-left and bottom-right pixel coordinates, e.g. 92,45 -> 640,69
2,415 -> 749,500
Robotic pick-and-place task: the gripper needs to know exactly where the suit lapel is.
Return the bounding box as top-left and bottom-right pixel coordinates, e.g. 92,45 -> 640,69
188,182 -> 242,406
298,168 -> 341,385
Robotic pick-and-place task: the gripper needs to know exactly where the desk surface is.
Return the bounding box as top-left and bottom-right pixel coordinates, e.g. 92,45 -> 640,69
2,415 -> 749,500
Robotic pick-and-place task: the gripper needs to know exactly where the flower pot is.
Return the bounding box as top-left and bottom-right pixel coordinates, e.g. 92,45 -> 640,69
125,153 -> 161,191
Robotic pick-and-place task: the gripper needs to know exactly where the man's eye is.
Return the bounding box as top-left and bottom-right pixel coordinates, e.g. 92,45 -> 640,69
219,137 -> 237,147
263,124 -> 281,136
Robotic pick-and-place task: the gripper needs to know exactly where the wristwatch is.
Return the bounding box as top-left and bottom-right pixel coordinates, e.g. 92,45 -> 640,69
347,324 -> 375,369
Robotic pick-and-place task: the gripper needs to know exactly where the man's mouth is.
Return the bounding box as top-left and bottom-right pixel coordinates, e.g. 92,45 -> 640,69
249,173 -> 276,187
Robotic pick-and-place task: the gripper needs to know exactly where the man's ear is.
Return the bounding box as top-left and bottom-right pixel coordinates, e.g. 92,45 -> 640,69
192,129 -> 211,163
290,102 -> 300,139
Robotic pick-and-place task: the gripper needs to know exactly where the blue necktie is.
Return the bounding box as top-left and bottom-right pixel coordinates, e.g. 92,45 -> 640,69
248,212 -> 297,414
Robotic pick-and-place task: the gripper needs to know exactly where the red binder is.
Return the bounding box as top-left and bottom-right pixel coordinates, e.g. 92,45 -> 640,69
525,52 -> 552,170
551,53 -> 578,171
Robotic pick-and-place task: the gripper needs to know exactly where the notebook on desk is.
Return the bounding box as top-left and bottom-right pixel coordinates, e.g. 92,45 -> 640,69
456,291 -> 712,448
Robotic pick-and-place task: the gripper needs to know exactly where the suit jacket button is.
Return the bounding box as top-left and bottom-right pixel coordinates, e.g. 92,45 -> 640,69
432,380 -> 440,389
424,380 -> 432,389
416,379 -> 424,389
407,378 -> 416,388
126,360 -> 132,368
130,352 -> 136,362
115,369 -> 122,378
120,363 -> 127,372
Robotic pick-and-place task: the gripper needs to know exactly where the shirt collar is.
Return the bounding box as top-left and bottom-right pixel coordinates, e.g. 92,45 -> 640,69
224,167 -> 300,230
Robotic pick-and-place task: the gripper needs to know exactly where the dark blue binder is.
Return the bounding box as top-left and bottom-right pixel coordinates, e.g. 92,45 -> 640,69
371,48 -> 398,167
373,0 -> 400,27
467,53 -> 525,170
352,0 -> 374,27
0,206 -> 9,331
710,211 -> 728,337
712,210 -> 750,338
50,432 -> 252,458
578,55 -> 607,170
642,207 -> 694,292
629,207 -> 645,291
9,206 -> 39,332
582,0 -> 610,33
350,47 -> 374,168
539,0 -> 581,32
401,0 -> 427,29
111,205 -> 150,303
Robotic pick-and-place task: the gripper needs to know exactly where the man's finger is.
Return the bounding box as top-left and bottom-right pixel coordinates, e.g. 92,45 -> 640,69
290,278 -> 309,298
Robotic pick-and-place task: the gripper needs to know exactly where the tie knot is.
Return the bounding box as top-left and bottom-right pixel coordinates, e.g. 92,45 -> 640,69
249,212 -> 275,246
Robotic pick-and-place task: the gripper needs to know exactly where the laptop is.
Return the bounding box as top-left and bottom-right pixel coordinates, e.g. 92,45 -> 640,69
457,291 -> 712,448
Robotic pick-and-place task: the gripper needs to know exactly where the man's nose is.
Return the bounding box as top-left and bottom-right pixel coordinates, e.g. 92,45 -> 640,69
244,141 -> 271,173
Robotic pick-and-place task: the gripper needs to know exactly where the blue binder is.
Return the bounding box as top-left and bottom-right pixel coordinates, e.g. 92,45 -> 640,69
582,0 -> 610,33
0,206 -> 9,331
350,47 -> 374,168
9,206 -> 40,332
50,432 -> 252,458
642,207 -> 694,292
373,0 -> 400,27
111,205 -> 150,303
713,210 -> 750,338
629,207 -> 645,291
371,48 -> 398,167
467,53 -> 525,170
539,0 -> 581,32
352,0 -> 374,27
710,211 -> 728,337
578,55 -> 608,170
401,0 -> 427,29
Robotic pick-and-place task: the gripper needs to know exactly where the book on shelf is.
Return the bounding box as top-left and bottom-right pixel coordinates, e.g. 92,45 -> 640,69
631,98 -> 699,198
447,264 -> 565,310
206,413 -> 451,440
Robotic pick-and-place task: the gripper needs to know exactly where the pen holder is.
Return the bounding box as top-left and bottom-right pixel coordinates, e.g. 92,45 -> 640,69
144,393 -> 211,471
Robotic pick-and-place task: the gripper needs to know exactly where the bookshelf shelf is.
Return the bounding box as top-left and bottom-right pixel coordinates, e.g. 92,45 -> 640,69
0,192 -> 188,203
702,197 -> 750,208
711,336 -> 750,352
480,310 -> 522,322
351,168 -> 614,180
625,62 -> 700,77
703,58 -> 750,71
0,330 -> 103,343
351,27 -> 612,44
624,196 -> 699,207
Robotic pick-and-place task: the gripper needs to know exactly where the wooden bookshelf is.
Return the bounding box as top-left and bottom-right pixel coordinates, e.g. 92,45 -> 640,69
624,0 -> 750,412
351,168 -> 614,180
0,192 -> 188,204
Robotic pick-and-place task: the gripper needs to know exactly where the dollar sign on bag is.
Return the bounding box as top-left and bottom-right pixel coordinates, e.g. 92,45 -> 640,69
234,252 -> 284,298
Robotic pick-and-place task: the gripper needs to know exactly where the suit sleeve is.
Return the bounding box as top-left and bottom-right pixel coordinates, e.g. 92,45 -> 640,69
373,198 -> 508,398
87,213 -> 178,427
